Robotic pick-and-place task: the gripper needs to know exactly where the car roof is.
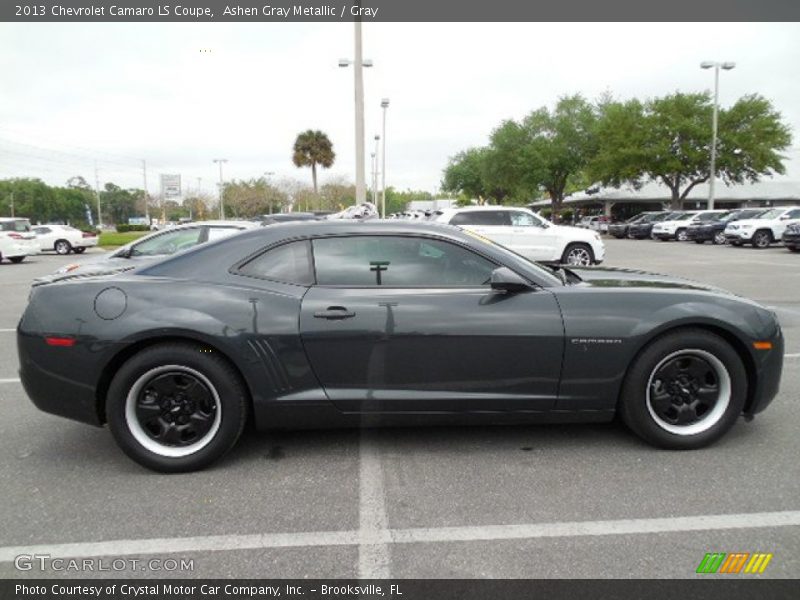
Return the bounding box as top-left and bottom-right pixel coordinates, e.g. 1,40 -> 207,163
437,205 -> 533,214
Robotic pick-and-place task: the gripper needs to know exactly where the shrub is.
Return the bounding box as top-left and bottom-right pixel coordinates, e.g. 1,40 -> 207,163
116,224 -> 150,233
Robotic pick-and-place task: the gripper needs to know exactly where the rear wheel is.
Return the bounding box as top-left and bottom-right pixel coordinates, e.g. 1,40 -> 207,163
676,228 -> 688,242
561,243 -> 595,266
619,329 -> 746,449
73,247 -> 86,254
107,343 -> 248,472
752,230 -> 772,249
694,240 -> 705,244
787,245 -> 799,253
54,239 -> 72,255
8,256 -> 25,264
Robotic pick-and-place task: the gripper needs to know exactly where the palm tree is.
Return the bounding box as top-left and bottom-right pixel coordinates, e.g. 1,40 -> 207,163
292,130 -> 335,194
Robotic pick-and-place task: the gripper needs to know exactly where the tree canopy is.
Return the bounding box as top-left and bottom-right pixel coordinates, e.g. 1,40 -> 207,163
292,130 -> 336,194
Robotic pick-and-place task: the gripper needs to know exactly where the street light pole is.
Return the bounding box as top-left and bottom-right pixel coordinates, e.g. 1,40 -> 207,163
380,98 -> 389,218
339,24 -> 373,206
213,158 -> 228,219
373,134 -> 380,204
701,61 -> 735,210
264,171 -> 275,214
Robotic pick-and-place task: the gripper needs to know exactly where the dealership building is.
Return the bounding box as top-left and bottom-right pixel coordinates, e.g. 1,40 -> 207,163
530,179 -> 800,219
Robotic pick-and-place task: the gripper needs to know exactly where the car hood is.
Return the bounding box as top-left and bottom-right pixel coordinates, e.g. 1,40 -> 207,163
727,218 -> 773,228
549,224 -> 599,240
567,266 -> 734,294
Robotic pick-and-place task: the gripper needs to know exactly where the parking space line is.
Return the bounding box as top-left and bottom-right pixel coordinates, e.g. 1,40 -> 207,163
1,510 -> 798,563
0,329 -> 16,333
357,430 -> 391,579
0,378 -> 20,384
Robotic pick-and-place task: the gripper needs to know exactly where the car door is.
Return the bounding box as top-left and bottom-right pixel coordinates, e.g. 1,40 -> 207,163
506,210 -> 557,261
299,234 -> 564,413
32,226 -> 54,251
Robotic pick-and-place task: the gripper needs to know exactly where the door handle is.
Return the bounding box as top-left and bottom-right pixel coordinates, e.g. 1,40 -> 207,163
314,306 -> 356,320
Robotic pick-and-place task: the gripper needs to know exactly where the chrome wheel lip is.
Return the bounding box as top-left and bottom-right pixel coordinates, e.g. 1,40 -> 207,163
713,232 -> 727,245
55,241 -> 70,254
754,232 -> 771,248
646,349 -> 731,436
125,365 -> 222,458
676,229 -> 688,241
565,247 -> 592,266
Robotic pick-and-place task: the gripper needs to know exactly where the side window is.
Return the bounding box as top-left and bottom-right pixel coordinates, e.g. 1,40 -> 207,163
449,211 -> 510,226
131,228 -> 202,257
206,226 -> 242,241
784,209 -> 800,220
312,236 -> 496,287
509,211 -> 543,227
237,240 -> 313,285
33,227 -> 51,234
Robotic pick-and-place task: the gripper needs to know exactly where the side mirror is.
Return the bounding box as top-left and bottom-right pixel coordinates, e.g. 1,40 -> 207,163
490,267 -> 532,293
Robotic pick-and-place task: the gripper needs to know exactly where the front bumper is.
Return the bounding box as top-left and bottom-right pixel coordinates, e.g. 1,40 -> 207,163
724,229 -> 753,242
782,233 -> 800,247
746,326 -> 784,416
652,230 -> 676,240
686,228 -> 714,241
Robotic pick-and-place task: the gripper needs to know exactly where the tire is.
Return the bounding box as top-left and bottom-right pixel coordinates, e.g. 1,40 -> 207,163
54,239 -> 72,255
9,256 -> 25,264
619,329 -> 747,450
73,247 -> 86,254
676,228 -> 688,242
751,230 -> 772,249
694,240 -> 704,244
107,343 -> 248,472
787,245 -> 800,253
730,240 -> 742,247
561,243 -> 595,266
713,231 -> 727,245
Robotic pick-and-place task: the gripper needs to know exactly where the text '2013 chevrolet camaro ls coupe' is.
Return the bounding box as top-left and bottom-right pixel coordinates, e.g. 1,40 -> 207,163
18,221 -> 783,472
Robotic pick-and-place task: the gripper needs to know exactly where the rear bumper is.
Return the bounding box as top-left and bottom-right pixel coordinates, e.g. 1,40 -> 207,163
17,332 -> 103,426
76,237 -> 99,248
3,241 -> 39,257
686,228 -> 714,241
652,231 -> 675,240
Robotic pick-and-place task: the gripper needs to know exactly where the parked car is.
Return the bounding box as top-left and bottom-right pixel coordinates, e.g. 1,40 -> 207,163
431,206 -> 605,265
626,212 -> 675,239
18,220 -> 784,471
608,212 -> 662,239
652,210 -> 728,241
577,215 -> 609,232
31,224 -> 99,255
37,220 -> 259,283
782,222 -> 800,252
685,209 -> 766,245
0,218 -> 39,263
724,206 -> 800,248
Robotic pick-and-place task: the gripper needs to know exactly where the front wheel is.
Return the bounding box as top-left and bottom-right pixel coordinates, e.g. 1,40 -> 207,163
787,245 -> 799,253
694,240 -> 704,244
561,243 -> 595,266
107,343 -> 248,472
619,329 -> 746,449
752,230 -> 772,249
713,231 -> 727,245
676,228 -> 688,242
8,256 -> 25,264
54,239 -> 72,255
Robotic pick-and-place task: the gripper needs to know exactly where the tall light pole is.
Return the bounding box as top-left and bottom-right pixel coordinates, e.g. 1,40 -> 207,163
370,151 -> 377,203
700,61 -> 735,210
213,158 -> 228,219
339,23 -> 373,205
141,159 -> 150,223
373,134 -> 380,204
264,171 -> 275,214
380,98 -> 389,218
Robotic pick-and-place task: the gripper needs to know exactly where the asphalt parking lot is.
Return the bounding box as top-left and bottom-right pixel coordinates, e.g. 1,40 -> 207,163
0,239 -> 798,579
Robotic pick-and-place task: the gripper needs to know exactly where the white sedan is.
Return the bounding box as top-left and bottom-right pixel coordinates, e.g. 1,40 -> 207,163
431,206 -> 605,265
31,224 -> 99,255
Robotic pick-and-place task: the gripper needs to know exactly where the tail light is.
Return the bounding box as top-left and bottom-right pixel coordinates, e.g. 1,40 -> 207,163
8,233 -> 22,239
45,336 -> 76,347
82,232 -> 97,238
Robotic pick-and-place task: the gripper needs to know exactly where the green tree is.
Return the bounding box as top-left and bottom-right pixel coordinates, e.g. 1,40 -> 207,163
100,183 -> 141,225
488,94 -> 598,216
292,130 -> 336,194
441,147 -> 510,203
591,92 -> 792,209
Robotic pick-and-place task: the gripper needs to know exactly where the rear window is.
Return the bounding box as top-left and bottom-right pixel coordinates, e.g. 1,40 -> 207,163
1,220 -> 31,232
449,211 -> 511,226
237,240 -> 314,286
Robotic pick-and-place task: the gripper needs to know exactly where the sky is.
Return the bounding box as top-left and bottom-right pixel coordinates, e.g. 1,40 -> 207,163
1,22 -> 799,198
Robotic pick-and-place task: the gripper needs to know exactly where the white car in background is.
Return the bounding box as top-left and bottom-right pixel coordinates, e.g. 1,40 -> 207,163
31,224 -> 99,255
40,220 -> 258,282
431,206 -> 605,265
651,210 -> 727,241
0,218 -> 39,263
724,206 -> 800,248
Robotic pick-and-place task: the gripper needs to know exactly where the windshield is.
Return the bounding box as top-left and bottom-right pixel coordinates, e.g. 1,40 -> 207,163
695,212 -> 723,222
757,209 -> 783,220
0,219 -> 31,232
675,213 -> 697,221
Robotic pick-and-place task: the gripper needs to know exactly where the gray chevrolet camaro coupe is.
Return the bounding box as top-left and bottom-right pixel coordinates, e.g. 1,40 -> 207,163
18,221 -> 783,472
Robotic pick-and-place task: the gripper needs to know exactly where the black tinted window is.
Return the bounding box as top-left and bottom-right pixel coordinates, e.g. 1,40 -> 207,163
238,240 -> 313,285
449,211 -> 510,226
313,236 -> 496,287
